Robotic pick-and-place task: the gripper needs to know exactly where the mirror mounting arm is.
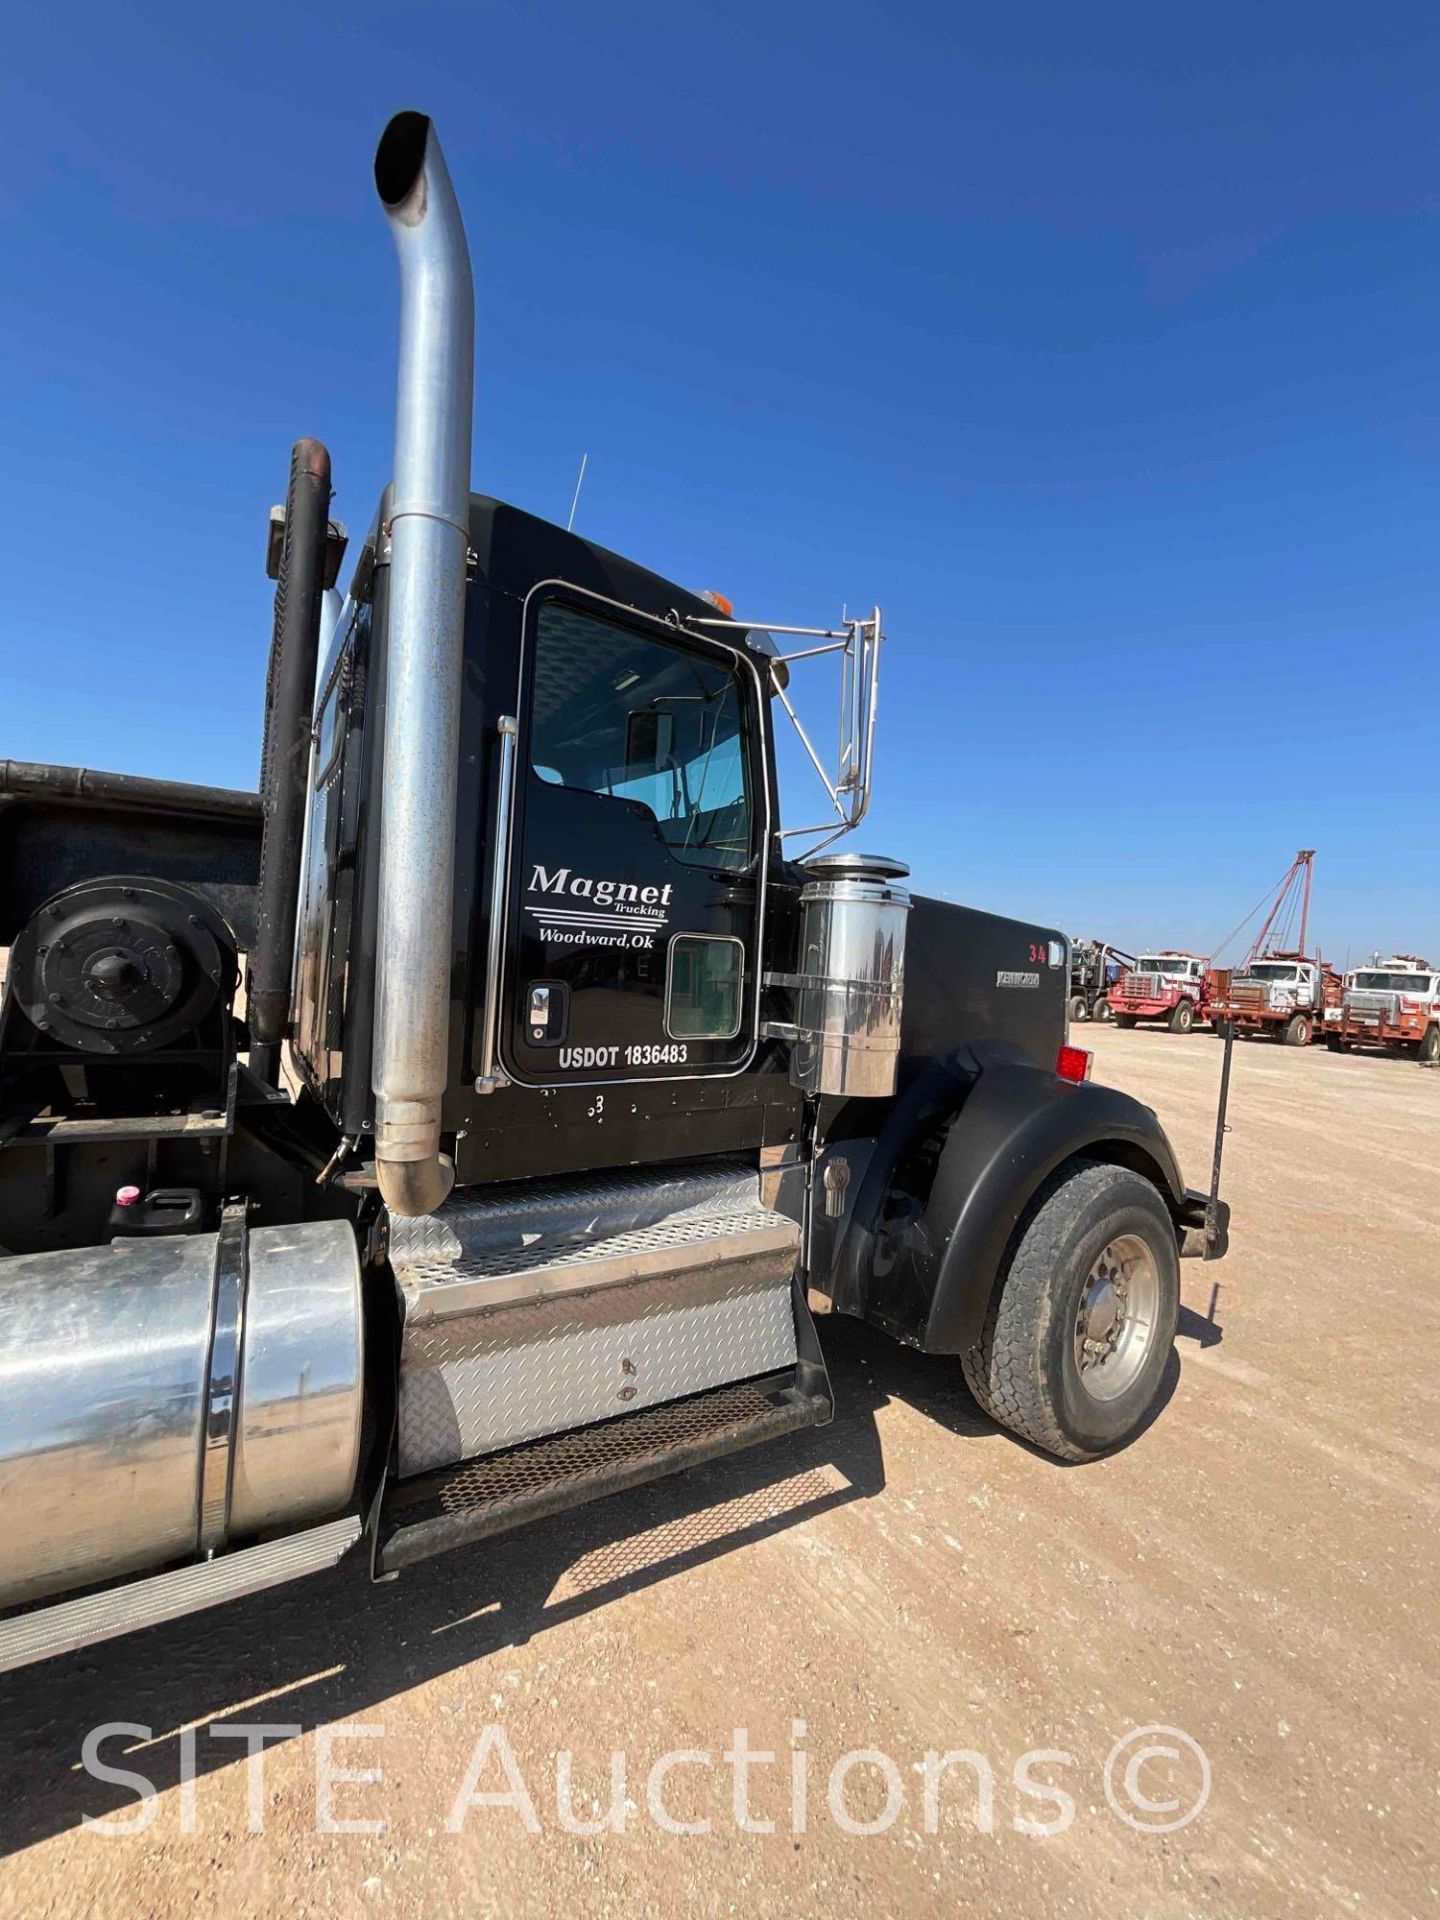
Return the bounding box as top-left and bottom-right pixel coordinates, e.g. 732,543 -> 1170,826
683,605 -> 883,860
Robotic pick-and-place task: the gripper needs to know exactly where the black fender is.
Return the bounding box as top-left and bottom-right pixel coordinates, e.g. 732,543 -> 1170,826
823,1040 -> 1191,1354
920,1060 -> 1185,1354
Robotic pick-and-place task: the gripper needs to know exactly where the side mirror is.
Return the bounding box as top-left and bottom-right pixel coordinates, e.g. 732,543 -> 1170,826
680,603 -> 885,860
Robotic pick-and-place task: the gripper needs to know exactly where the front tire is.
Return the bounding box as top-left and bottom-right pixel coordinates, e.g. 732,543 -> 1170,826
1420,1026 -> 1440,1065
1281,1013 -> 1312,1047
1114,1013 -> 1137,1029
1169,999 -> 1195,1034
1092,998 -> 1115,1024
1070,994 -> 1089,1023
961,1160 -> 1180,1461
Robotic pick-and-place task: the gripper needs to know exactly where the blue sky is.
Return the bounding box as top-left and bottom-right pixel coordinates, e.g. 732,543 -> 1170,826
3,3 -> 1436,965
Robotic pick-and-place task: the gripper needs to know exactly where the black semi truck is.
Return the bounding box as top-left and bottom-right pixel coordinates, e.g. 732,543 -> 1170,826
0,115 -> 1227,1673
1069,939 -> 1136,1023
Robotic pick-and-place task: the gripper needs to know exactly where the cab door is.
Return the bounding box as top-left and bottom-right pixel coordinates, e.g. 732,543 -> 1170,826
496,586 -> 769,1088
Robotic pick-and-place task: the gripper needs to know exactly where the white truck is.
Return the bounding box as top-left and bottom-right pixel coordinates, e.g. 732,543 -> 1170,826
1208,952 -> 1340,1048
1326,957 -> 1440,1062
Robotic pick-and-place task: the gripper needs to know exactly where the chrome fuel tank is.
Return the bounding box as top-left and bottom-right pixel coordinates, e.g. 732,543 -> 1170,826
0,1218 -> 362,1610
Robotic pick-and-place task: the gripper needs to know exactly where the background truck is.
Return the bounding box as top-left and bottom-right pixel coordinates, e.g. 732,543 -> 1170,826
1208,953 -> 1341,1047
0,113 -> 1226,1676
1107,953 -> 1212,1033
1326,957 -> 1440,1062
1068,939 -> 1135,1024
1204,852 -> 1339,1047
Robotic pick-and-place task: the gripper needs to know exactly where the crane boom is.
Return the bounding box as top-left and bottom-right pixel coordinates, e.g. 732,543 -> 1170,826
1243,849 -> 1316,968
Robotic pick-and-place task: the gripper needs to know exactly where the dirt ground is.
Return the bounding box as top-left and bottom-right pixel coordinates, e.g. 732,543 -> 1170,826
2,1027 -> 1436,1918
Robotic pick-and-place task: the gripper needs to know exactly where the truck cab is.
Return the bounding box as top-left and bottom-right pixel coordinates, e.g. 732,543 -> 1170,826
0,111 -> 1228,1676
1108,953 -> 1210,1033
1069,939 -> 1134,1024
1329,958 -> 1440,1061
1210,953 -> 1339,1048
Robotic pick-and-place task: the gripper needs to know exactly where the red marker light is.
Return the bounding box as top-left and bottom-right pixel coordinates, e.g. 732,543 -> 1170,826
115,1185 -> 142,1207
1056,1045 -> 1092,1084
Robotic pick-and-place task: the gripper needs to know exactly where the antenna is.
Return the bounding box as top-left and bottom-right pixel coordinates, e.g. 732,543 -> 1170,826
566,452 -> 588,532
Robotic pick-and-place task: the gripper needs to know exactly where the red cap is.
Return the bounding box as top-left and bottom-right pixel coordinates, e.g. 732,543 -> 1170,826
115,1185 -> 142,1207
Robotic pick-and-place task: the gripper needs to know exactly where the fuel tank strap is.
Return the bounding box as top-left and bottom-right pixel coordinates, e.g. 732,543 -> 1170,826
197,1201 -> 248,1554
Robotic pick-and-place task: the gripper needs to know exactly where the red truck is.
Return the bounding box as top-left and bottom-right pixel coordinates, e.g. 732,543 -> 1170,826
1107,952 -> 1212,1034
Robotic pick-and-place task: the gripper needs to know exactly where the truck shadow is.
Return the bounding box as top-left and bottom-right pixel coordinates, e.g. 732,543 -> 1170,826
0,1318 -> 1143,1855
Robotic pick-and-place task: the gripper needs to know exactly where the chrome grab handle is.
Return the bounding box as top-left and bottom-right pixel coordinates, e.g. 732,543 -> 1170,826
474,716 -> 518,1095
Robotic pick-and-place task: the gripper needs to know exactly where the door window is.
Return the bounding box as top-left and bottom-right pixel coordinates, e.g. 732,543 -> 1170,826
666,935 -> 744,1039
529,602 -> 753,871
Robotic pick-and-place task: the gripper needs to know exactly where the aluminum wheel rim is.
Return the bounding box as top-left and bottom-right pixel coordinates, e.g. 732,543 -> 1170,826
1073,1233 -> 1159,1402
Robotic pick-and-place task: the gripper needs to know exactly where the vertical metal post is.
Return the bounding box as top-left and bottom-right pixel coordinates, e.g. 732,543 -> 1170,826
1205,1022 -> 1236,1256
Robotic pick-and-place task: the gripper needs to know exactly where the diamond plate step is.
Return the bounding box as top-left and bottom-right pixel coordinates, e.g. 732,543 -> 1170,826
389,1160 -> 802,1475
388,1157 -> 793,1317
375,1373 -> 831,1573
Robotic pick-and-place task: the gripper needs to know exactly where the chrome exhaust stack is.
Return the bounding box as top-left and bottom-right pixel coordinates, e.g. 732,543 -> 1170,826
371,112 -> 475,1216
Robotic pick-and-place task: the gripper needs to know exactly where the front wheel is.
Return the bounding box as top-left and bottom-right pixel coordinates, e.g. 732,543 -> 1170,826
1169,999 -> 1195,1034
1069,994 -> 1089,1023
1420,1026 -> 1440,1065
1092,998 -> 1115,1024
1281,1013 -> 1312,1047
1114,1013 -> 1137,1029
961,1160 -> 1180,1461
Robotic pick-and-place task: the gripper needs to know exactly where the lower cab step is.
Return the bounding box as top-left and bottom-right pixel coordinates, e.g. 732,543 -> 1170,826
374,1368 -> 831,1577
0,1516 -> 362,1676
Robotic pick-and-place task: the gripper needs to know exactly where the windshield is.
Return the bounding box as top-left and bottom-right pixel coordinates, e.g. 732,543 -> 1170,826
1138,957 -> 1194,975
1245,963 -> 1303,982
1353,971 -> 1433,993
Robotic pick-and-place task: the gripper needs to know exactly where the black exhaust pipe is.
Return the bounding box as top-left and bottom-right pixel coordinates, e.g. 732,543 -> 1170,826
249,437 -> 333,1084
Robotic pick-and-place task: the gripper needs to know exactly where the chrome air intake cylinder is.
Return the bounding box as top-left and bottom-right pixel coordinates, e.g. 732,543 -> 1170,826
0,1218 -> 362,1610
789,853 -> 911,1099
